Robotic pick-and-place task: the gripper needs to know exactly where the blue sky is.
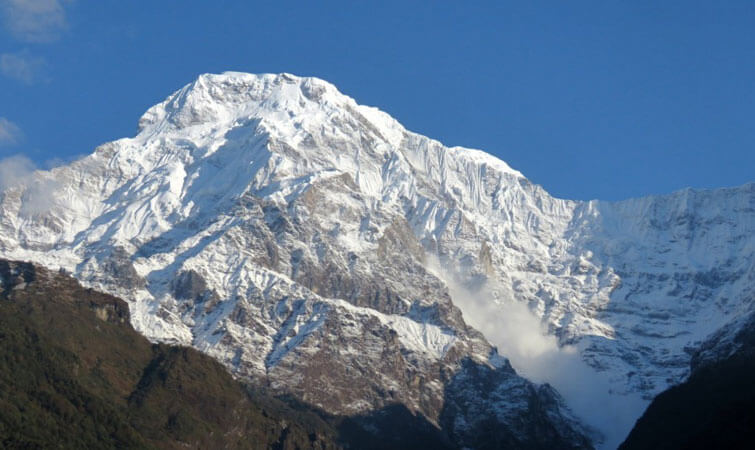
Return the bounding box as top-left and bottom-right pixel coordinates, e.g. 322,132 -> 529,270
0,1 -> 753,200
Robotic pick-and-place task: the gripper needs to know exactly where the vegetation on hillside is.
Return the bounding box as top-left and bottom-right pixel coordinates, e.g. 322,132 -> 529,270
0,260 -> 338,449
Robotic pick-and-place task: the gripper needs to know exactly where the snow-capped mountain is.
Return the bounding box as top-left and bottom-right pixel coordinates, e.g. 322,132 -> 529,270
1,72 -> 753,448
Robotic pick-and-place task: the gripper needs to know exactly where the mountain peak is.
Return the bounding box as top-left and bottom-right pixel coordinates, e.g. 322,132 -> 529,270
3,72 -> 752,449
137,72 -> 353,132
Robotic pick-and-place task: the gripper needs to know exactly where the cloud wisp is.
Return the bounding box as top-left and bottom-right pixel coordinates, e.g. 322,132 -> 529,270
0,117 -> 23,146
0,154 -> 60,216
0,0 -> 68,43
0,51 -> 46,84
0,154 -> 36,190
426,255 -> 649,450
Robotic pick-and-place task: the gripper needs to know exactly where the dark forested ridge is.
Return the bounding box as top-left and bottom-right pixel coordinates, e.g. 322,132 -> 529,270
620,314 -> 755,450
0,259 -> 341,449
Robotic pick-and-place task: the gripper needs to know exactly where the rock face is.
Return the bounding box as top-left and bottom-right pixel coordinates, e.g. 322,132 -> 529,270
440,359 -> 593,449
0,72 -> 753,446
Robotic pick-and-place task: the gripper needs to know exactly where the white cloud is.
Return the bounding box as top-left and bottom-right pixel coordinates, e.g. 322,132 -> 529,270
0,154 -> 59,216
0,117 -> 23,146
0,51 -> 45,84
0,0 -> 68,43
0,154 -> 35,190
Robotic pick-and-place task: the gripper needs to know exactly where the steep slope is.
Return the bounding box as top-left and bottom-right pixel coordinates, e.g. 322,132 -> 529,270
570,185 -> 755,394
0,259 -> 339,449
0,71 -> 753,446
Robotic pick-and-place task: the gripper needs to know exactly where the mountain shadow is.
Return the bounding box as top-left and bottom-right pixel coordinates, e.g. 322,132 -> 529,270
620,313 -> 755,449
334,403 -> 455,449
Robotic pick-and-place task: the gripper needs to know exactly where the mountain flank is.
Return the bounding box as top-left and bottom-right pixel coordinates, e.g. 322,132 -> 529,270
0,259 -> 340,449
1,258 -> 568,449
